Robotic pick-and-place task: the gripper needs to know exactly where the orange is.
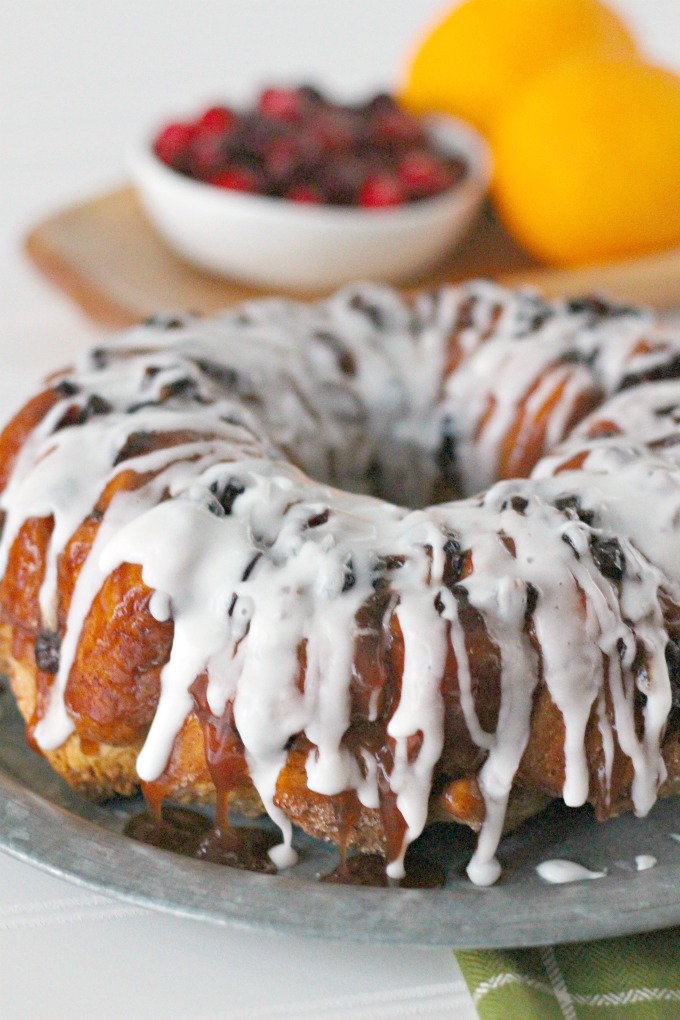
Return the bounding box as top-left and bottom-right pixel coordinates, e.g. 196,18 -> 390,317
400,0 -> 637,136
492,58 -> 680,266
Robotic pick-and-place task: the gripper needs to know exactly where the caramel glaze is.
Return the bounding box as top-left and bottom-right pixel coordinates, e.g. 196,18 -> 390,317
125,667 -> 283,873
321,845 -> 447,889
124,805 -> 277,873
124,801 -> 445,886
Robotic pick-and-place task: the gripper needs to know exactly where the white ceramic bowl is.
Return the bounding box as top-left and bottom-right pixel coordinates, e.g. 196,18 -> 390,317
130,115 -> 491,291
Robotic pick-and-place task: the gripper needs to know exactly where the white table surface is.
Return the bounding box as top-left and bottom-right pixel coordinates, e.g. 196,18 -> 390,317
1,2 -> 679,1017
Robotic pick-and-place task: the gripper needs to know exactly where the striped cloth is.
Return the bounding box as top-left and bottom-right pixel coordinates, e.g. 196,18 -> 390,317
457,928 -> 680,1019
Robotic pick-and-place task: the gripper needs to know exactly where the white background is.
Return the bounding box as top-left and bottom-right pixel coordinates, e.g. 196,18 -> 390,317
0,3 -> 679,1017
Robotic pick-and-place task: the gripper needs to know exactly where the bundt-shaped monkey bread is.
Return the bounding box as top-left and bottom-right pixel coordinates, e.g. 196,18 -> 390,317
0,281 -> 679,885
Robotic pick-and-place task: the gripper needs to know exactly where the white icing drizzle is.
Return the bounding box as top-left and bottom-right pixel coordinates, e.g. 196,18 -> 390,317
0,282 -> 678,884
596,689 -> 615,810
635,854 -> 657,871
536,859 -> 607,884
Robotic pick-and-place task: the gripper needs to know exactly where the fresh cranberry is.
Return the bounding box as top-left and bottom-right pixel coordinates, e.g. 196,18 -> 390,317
232,112 -> 279,158
322,158 -> 366,205
191,132 -> 227,178
399,151 -> 453,196
372,109 -> 425,146
311,110 -> 356,152
209,168 -> 259,192
286,185 -> 323,203
296,84 -> 324,106
264,137 -> 301,182
258,87 -> 302,121
364,92 -> 398,116
196,105 -> 236,135
154,122 -> 195,168
359,174 -> 405,208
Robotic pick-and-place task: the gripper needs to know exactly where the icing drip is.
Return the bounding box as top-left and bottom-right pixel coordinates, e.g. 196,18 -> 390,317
536,860 -> 607,884
0,281 -> 678,884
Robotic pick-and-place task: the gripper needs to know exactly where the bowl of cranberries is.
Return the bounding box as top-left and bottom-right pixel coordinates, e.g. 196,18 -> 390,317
131,86 -> 491,290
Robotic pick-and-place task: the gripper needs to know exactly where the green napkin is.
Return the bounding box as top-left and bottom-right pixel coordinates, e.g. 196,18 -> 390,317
457,928 -> 680,1019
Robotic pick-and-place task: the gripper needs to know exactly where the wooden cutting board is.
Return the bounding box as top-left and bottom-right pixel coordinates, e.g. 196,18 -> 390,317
24,186 -> 680,327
